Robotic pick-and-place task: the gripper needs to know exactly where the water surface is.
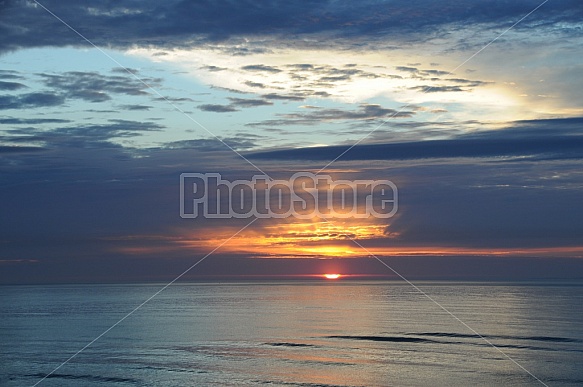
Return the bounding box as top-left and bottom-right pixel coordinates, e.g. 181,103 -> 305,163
2,281 -> 582,386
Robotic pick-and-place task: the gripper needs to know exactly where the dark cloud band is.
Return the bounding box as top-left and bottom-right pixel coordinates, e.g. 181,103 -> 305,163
249,117 -> 583,161
1,1 -> 581,53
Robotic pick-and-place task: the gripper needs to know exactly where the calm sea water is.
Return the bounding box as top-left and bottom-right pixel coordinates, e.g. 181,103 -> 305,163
1,281 -> 582,386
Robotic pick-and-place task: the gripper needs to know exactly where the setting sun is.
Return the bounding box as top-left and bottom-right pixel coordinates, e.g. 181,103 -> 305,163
323,274 -> 341,279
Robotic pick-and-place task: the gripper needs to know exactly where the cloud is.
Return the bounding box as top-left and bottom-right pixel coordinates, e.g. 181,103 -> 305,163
248,103 -> 414,127
0,70 -> 24,80
395,66 -> 469,81
227,97 -> 273,108
1,0 -> 581,55
4,119 -> 163,148
409,85 -> 467,93
197,97 -> 273,112
446,78 -> 490,86
248,117 -> 583,161
38,70 -> 159,103
0,117 -> 70,125
2,123 -> 583,283
0,93 -> 65,110
395,67 -> 496,88
422,69 -> 450,76
0,81 -> 27,90
241,65 -> 282,73
286,64 -> 315,70
0,145 -> 45,153
119,104 -> 153,111
111,67 -> 139,75
197,104 -> 238,113
153,96 -> 195,103
395,66 -> 418,73
157,51 -> 493,109
1,0 -> 583,285
244,81 -> 267,89
200,65 -> 227,72
164,137 -> 256,151
262,93 -> 304,101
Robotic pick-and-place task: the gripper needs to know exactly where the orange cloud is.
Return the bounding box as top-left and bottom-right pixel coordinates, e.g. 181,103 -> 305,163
176,218 -> 583,259
178,218 -> 390,258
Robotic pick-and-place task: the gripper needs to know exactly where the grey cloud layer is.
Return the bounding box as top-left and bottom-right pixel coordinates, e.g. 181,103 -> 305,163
249,117 -> 583,161
1,0 -> 581,53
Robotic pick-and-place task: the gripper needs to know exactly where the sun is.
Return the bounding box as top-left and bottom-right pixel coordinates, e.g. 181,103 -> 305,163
323,274 -> 341,279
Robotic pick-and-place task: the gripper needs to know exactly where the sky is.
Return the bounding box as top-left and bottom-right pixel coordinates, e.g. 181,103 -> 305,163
1,0 -> 583,283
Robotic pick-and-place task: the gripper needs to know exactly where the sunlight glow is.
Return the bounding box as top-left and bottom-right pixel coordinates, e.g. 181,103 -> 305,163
179,219 -> 389,258
174,216 -> 583,260
323,274 -> 341,279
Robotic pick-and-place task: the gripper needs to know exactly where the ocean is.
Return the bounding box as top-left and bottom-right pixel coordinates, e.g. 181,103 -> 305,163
1,281 -> 582,386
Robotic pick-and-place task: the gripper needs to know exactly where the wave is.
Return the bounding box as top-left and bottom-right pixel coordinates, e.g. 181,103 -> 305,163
406,332 -> 582,343
327,335 -> 435,343
327,334 -> 583,353
266,342 -> 315,347
28,373 -> 138,384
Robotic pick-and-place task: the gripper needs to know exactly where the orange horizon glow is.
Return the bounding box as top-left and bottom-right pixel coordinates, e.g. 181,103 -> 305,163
112,217 -> 583,260
323,274 -> 341,279
177,218 -> 392,258
177,223 -> 583,259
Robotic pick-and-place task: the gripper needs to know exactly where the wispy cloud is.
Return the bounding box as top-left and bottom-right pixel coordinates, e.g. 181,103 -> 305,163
248,104 -> 414,127
241,65 -> 282,73
164,137 -> 257,151
228,97 -> 273,108
0,117 -> 70,125
0,93 -> 65,110
198,104 -> 238,113
39,70 -> 159,103
118,104 -> 153,111
4,119 -> 163,148
0,81 -> 27,91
